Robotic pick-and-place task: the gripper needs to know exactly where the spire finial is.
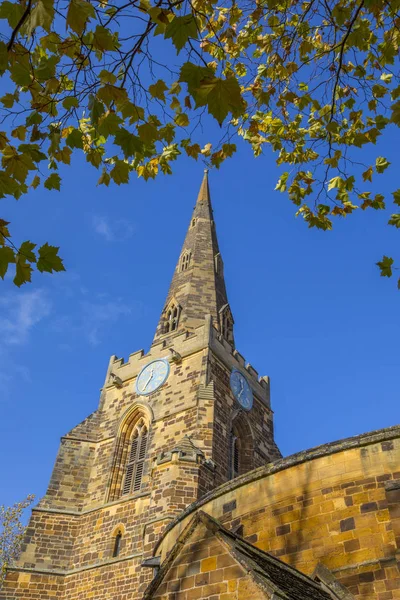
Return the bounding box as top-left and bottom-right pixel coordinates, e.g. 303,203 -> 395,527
152,171 -> 232,345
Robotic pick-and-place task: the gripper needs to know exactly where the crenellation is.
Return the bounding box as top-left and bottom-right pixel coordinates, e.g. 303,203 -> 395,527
245,362 -> 258,379
232,349 -> 246,367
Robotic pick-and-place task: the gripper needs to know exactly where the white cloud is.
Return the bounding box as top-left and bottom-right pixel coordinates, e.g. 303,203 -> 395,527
82,299 -> 132,346
51,295 -> 135,346
92,216 -> 135,242
0,289 -> 52,346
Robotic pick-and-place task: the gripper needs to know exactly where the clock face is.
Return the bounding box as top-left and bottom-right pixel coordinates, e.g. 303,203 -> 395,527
136,359 -> 170,396
230,369 -> 253,411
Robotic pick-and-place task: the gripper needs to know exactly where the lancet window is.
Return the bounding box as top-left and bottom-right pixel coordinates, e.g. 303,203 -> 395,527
180,251 -> 191,272
122,420 -> 148,495
219,304 -> 234,345
231,433 -> 240,479
113,530 -> 123,557
164,302 -> 180,334
108,409 -> 151,502
230,413 -> 253,480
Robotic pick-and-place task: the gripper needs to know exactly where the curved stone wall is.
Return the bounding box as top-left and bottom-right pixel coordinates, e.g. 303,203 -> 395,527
156,426 -> 400,599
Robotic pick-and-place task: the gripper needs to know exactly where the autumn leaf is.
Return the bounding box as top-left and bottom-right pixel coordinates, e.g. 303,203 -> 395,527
165,14 -> 198,53
376,256 -> 394,278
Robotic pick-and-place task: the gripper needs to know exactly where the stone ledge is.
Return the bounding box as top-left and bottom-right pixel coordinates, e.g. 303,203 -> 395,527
34,490 -> 151,516
9,552 -> 142,577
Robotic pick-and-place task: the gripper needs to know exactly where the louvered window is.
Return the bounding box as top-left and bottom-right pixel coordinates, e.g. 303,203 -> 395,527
122,422 -> 148,496
231,434 -> 239,479
164,304 -> 180,333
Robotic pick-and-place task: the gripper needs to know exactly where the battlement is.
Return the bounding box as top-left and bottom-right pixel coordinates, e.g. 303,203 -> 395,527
103,314 -> 270,409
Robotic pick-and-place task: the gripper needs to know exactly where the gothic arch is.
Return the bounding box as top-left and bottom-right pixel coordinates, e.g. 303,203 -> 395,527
180,250 -> 192,272
107,403 -> 152,501
219,304 -> 234,345
229,411 -> 254,479
162,297 -> 181,334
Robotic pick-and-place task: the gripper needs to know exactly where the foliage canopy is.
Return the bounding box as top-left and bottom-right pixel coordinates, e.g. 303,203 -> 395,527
0,0 -> 399,285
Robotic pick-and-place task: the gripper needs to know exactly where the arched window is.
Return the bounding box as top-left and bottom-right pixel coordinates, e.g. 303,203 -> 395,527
231,433 -> 239,479
122,420 -> 148,495
107,408 -> 151,502
230,413 -> 253,479
219,304 -> 234,345
113,530 -> 122,557
164,302 -> 180,334
191,218 -> 196,228
214,253 -> 224,276
180,251 -> 191,272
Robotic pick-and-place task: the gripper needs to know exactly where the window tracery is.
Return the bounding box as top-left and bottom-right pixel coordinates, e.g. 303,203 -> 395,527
107,407 -> 151,502
164,302 -> 180,334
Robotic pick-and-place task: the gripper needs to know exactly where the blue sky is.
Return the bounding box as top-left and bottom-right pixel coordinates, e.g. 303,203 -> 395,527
0,129 -> 399,511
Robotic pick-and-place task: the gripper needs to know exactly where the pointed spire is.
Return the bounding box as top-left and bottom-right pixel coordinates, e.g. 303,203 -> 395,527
153,171 -> 234,346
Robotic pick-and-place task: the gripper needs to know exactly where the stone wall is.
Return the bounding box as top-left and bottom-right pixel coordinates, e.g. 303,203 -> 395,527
157,426 -> 400,600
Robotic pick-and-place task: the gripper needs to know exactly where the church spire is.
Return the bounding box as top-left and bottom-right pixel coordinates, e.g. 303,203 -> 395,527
153,170 -> 234,346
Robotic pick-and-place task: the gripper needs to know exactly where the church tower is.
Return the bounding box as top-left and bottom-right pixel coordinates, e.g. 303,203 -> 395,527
1,172 -> 281,600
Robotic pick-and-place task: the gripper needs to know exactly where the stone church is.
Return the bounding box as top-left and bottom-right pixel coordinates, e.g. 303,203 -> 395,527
1,172 -> 399,600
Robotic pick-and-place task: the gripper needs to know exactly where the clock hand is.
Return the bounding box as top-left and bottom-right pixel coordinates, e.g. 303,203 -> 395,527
142,368 -> 154,390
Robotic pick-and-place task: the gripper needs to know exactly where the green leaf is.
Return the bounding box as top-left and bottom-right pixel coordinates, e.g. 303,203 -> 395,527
388,214 -> 400,228
0,1 -> 24,28
391,101 -> 400,126
137,122 -> 158,145
165,14 -> 198,53
31,174 -> 40,188
0,41 -> 8,74
392,189 -> 400,206
14,255 -> 32,286
375,157 -> 390,173
98,169 -> 110,186
37,243 -> 65,273
62,97 -> 79,110
362,166 -> 373,182
174,113 -> 189,127
110,160 -> 130,184
149,79 -> 168,101
179,62 -> 214,103
93,25 -> 117,51
88,94 -> 105,125
0,245 -> 15,279
275,172 -> 289,192
114,128 -> 144,157
26,0 -> 54,35
19,241 -> 37,262
97,112 -> 122,136
66,128 -> 83,149
376,256 -> 394,278
44,173 -> 61,190
66,0 -> 95,34
10,61 -> 31,86
205,77 -> 244,125
1,93 -> 16,108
